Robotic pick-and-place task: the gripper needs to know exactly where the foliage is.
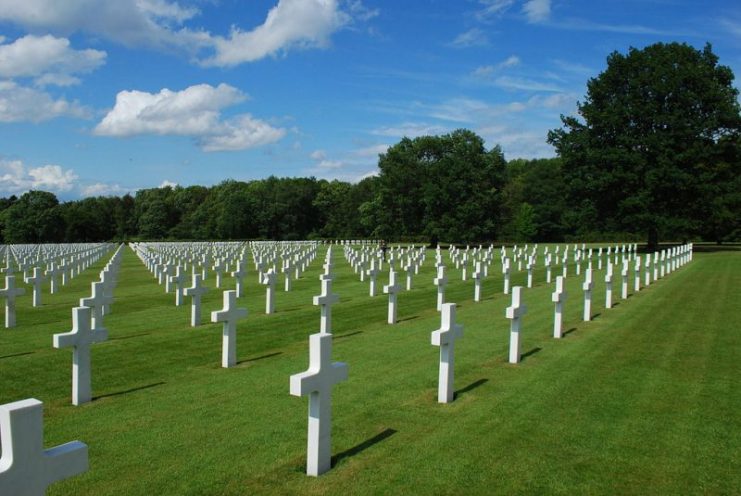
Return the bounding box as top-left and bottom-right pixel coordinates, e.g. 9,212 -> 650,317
548,42 -> 741,247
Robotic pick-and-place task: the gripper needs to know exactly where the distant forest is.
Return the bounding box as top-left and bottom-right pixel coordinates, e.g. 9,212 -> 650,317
2,42 -> 740,247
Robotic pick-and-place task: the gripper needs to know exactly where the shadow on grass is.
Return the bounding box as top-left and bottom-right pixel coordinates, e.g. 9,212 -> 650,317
0,351 -> 34,360
521,347 -> 542,361
591,313 -> 602,320
238,352 -> 282,365
108,332 -> 152,341
332,428 -> 397,467
455,378 -> 488,399
397,315 -> 419,323
563,327 -> 577,337
94,381 -> 165,401
335,331 -> 363,340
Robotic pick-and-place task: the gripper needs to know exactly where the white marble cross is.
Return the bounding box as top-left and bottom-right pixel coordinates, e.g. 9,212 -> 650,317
367,259 -> 380,297
45,262 -> 62,294
0,275 -> 25,328
290,332 -> 348,477
431,303 -> 463,403
433,265 -> 448,311
313,274 -> 339,334
526,259 -> 534,288
383,269 -> 401,324
551,275 -> 567,338
644,256 -> 651,286
502,258 -> 511,295
262,268 -> 277,314
0,398 -> 88,495
582,268 -> 594,321
621,259 -> 629,299
506,286 -> 527,364
79,281 -> 113,330
473,262 -> 482,302
210,290 -> 247,368
212,259 -> 225,288
604,263 -> 614,309
53,306 -> 108,405
634,256 -> 641,292
24,267 -> 45,307
231,260 -> 247,298
184,273 -> 209,326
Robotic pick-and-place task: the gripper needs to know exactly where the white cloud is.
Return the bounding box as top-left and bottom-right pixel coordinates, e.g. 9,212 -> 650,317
0,34 -> 105,85
494,75 -> 562,92
202,0 -> 351,66
0,0 -> 376,66
80,182 -> 130,197
316,159 -> 344,170
0,159 -> 78,195
523,0 -> 551,23
472,55 -> 520,78
450,28 -> 488,48
0,80 -> 91,122
372,122 -> 448,138
94,83 -> 285,152
310,149 -> 327,160
159,179 -> 177,188
476,0 -> 516,21
354,144 -> 389,157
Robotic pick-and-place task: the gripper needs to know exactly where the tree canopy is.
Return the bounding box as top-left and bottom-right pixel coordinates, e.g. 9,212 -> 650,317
548,42 -> 741,246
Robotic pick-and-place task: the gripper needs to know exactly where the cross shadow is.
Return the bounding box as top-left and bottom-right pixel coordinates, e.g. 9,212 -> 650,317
520,347 -> 542,361
397,315 -> 419,323
455,378 -> 488,399
94,382 -> 165,400
592,313 -> 602,319
237,352 -> 282,365
611,302 -> 621,308
562,327 -> 577,337
334,331 -> 363,340
108,332 -> 151,341
332,428 -> 397,467
0,351 -> 34,360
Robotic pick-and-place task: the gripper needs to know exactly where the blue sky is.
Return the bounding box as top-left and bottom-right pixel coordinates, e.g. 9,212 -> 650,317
0,0 -> 740,199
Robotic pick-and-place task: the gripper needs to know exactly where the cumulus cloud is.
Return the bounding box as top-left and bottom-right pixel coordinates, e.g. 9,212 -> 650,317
94,83 -> 285,151
0,159 -> 78,195
0,34 -> 105,85
0,80 -> 91,122
202,0 -> 351,66
80,182 -> 130,197
0,0 -> 374,66
159,179 -> 178,188
523,0 -> 551,23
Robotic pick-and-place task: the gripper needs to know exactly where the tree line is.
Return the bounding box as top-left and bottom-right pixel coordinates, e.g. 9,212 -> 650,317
1,42 -> 739,246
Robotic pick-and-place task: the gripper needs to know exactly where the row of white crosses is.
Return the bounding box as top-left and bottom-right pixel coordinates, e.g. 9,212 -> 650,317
0,245 -> 124,493
506,243 -> 694,362
0,243 -> 115,328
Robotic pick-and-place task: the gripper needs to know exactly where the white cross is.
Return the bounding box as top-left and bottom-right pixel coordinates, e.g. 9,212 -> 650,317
431,303 -> 463,403
262,268 -> 277,314
472,262 -> 482,302
0,398 -> 88,495
582,268 -> 594,321
210,290 -> 248,368
231,261 -> 247,298
526,259 -> 534,288
184,273 -> 209,326
313,274 -> 339,334
551,276 -> 567,338
212,259 -> 225,288
366,259 -> 380,297
634,256 -> 641,292
621,260 -> 629,299
169,265 -> 187,306
506,286 -> 527,363
502,258 -> 511,295
79,281 -> 112,330
53,306 -> 108,405
433,265 -> 448,311
0,275 -> 25,328
290,332 -> 348,476
163,262 -> 175,293
604,263 -> 614,309
45,262 -> 62,294
645,256 -> 652,286
24,267 -> 45,307
383,269 -> 401,324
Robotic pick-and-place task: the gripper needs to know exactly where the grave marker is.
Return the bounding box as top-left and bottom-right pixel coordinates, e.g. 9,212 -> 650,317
506,286 -> 527,364
210,290 -> 247,368
431,303 -> 463,403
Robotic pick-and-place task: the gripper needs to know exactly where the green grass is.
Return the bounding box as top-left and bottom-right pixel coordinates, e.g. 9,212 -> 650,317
0,244 -> 738,495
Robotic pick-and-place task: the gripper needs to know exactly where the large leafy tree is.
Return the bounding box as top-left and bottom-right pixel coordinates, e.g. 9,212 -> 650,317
548,42 -> 741,247
376,129 -> 506,243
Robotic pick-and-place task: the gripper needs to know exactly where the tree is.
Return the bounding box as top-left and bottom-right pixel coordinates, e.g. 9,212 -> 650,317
548,42 -> 741,248
2,191 -> 63,243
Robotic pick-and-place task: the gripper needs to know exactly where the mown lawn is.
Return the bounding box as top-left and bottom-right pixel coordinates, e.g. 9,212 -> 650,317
1,243 -> 738,495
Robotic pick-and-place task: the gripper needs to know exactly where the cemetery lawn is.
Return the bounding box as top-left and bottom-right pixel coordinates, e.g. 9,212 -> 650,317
1,245 -> 739,495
